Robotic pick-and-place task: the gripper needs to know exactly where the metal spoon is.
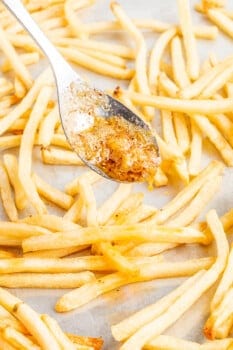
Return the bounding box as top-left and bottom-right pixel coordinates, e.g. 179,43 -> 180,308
2,0 -> 159,182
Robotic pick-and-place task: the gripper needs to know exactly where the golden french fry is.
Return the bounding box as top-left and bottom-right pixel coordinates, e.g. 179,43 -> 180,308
207,9 -> 233,39
171,36 -> 190,88
0,272 -> 95,289
160,110 -> 178,148
0,24 -> 32,89
0,68 -> 53,136
78,177 -> 97,226
63,196 -> 84,223
126,242 -> 178,257
41,147 -> 84,166
149,27 -> 176,91
0,222 -> 51,238
20,214 -> 81,231
0,161 -> 18,221
167,176 -> 222,227
177,0 -> 199,80
149,161 -> 224,224
98,184 -> 132,225
158,72 -> 179,97
14,77 -> 26,99
3,326 -> 40,350
67,332 -> 104,350
41,314 -> 76,350
3,154 -> 28,211
23,246 -> 89,259
145,334 -> 200,350
37,105 -> 59,147
173,112 -> 190,154
55,257 -> 213,312
188,120 -> 203,176
0,135 -> 21,150
32,173 -> 74,210
2,52 -> 40,73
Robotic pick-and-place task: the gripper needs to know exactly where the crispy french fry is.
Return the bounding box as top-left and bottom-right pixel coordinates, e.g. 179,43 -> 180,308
41,314 -> 76,350
78,178 -> 97,226
149,161 -> 224,224
59,47 -> 134,80
149,28 -> 176,91
32,173 -> 73,210
0,24 -> 32,89
3,326 -> 40,350
173,112 -> 190,154
65,171 -> 101,196
0,222 -> 51,238
167,176 -> 222,227
188,120 -> 203,176
144,334 -> 200,350
126,242 -> 178,257
19,86 -> 53,214
110,2 -> 153,119
37,105 -> 59,147
0,162 -> 18,221
121,89 -> 233,114
23,246 -> 89,259
63,196 -> 84,223
177,0 -> 199,80
22,224 -> 207,253
0,68 -> 53,136
20,214 -> 81,231
55,257 -> 213,312
160,110 -> 178,148
207,113 -> 233,148
158,72 -> 179,97
171,36 -> 190,88
2,52 -> 40,73
0,272 -> 95,289
0,135 -> 21,150
67,333 -> 103,350
14,77 -> 26,99
207,9 -> 233,39
3,154 -> 28,211
192,114 -> 233,166
98,184 -> 132,225
41,147 -> 84,165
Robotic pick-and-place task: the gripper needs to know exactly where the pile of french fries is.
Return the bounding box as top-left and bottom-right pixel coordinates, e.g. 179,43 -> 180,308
0,287 -> 103,350
1,0 -> 233,348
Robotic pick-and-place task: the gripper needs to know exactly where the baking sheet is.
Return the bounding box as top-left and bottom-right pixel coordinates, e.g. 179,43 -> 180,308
1,0 -> 233,348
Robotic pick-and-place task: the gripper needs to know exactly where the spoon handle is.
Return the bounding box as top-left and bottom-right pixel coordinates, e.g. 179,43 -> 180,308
2,0 -> 80,85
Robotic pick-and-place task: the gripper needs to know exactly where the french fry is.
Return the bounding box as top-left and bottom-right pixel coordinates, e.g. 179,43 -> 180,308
55,257 -> 213,312
144,334 -> 200,350
50,134 -> 72,150
110,2 -> 153,120
118,210 -> 228,350
99,242 -> 139,274
3,326 -> 40,350
188,120 -> 203,176
0,333 -> 16,350
167,176 -> 222,227
41,147 -> 84,166
0,288 -> 61,350
78,47 -> 127,68
59,47 -> 134,80
149,28 -> 176,91
158,72 -> 179,97
2,52 -> 40,72
20,214 -> 81,231
37,105 -> 59,146
63,196 -> 84,223
177,0 -> 199,80
121,89 -> 233,114
180,56 -> 233,99
22,224 -> 207,253
0,135 -> 21,150
0,68 -> 53,136
160,110 -> 178,148
14,77 -> 26,99
32,173 -> 74,210
3,154 -> 28,211
98,184 -> 132,225
0,162 -> 18,221
52,37 -> 135,59
19,86 -> 53,214
67,333 -> 103,350
0,222 -> 51,238
113,204 -> 157,225
41,314 -> 76,350
111,271 -> 203,341
126,242 -> 178,257
0,24 -> 32,89
191,114 -> 233,166
78,178 -> 97,226
65,171 -> 101,196
23,246 -> 89,259
207,9 -> 233,39
171,36 -> 190,88
148,161 -> 224,224
173,112 -> 190,154
207,113 -> 233,148
0,305 -> 28,334
0,272 -> 95,289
